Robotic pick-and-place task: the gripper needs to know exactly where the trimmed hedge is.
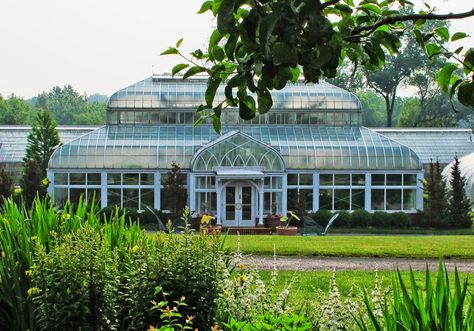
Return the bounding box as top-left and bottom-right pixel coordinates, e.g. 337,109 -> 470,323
309,209 -> 413,228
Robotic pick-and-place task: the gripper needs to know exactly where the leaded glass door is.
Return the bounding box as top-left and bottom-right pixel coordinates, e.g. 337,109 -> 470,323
223,183 -> 255,227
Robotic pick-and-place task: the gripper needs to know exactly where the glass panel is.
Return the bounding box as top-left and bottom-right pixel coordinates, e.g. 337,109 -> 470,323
53,188 -> 68,206
70,173 -> 85,185
108,189 -> 121,207
287,189 -> 299,210
371,189 -> 385,210
403,189 -> 417,210
209,192 -> 217,214
386,189 -> 402,210
288,174 -> 298,186
319,189 -> 333,210
196,176 -> 206,189
241,186 -> 252,220
371,174 -> 385,186
54,173 -> 68,185
404,174 -> 417,186
123,173 -> 139,185
70,188 -> 86,204
334,174 -> 350,186
386,174 -> 402,186
140,189 -> 154,210
352,174 -> 365,186
226,186 -> 235,220
300,189 -> 313,211
87,188 -> 101,205
351,189 -> 365,210
123,188 -> 139,209
319,174 -> 333,186
141,173 -> 154,185
108,173 -> 122,185
264,192 -> 271,213
87,173 -> 101,185
160,173 -> 168,186
264,177 -> 271,188
300,174 -> 313,186
334,189 -> 350,210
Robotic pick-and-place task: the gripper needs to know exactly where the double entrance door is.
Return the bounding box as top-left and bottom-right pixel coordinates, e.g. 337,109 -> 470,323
223,183 -> 255,227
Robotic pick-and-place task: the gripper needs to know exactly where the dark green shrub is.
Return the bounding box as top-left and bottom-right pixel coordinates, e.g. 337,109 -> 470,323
351,209 -> 372,227
334,210 -> 351,227
389,212 -> 411,228
310,209 -> 333,227
371,211 -> 390,228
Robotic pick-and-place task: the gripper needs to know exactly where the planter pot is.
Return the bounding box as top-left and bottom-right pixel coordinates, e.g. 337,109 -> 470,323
201,225 -> 222,235
264,216 -> 282,230
275,226 -> 298,236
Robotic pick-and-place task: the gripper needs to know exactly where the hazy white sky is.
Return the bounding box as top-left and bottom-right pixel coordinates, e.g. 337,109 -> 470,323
0,0 -> 473,98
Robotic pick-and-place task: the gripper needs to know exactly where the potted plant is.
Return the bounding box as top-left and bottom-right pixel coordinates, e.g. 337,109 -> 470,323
276,211 -> 301,236
264,202 -> 282,230
200,214 -> 221,235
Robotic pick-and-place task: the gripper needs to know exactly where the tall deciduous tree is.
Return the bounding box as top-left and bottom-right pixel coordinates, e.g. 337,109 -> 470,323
423,159 -> 450,228
0,95 -> 31,125
163,162 -> 188,216
24,110 -> 61,178
447,156 -> 472,228
163,0 -> 474,129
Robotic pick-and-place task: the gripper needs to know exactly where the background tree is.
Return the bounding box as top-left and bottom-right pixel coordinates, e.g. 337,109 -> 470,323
20,159 -> 47,206
423,159 -> 450,228
164,0 -> 474,128
0,95 -> 32,125
0,166 -> 13,203
163,162 -> 188,216
447,156 -> 472,228
24,110 -> 61,177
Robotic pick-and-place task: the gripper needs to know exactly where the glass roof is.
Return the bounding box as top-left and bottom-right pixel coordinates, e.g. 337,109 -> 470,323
48,125 -> 421,170
192,131 -> 285,172
0,126 -> 98,163
374,128 -> 474,165
107,76 -> 361,111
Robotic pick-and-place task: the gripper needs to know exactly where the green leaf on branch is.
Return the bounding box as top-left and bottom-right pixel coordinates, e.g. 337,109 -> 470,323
198,1 -> 213,14
175,38 -> 184,48
160,47 -> 179,56
205,76 -> 222,106
217,0 -> 237,35
451,32 -> 469,42
426,43 -> 443,59
437,64 -> 458,93
171,64 -> 189,76
458,82 -> 474,108
434,27 -> 450,42
463,48 -> 474,73
183,66 -> 206,79
239,96 -> 256,120
208,29 -> 223,61
273,42 -> 298,67
257,89 -> 273,114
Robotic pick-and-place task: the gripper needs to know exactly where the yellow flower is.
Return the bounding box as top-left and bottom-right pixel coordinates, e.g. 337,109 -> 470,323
41,178 -> 49,187
131,245 -> 139,254
25,269 -> 33,277
1,251 -> 5,258
239,274 -> 247,283
200,214 -> 215,226
27,287 -> 40,296
49,230 -> 57,238
13,187 -> 22,196
62,213 -> 71,221
30,236 -> 38,241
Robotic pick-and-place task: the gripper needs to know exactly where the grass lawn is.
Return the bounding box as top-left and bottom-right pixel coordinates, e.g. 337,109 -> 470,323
222,235 -> 474,259
258,270 -> 474,305
330,227 -> 474,235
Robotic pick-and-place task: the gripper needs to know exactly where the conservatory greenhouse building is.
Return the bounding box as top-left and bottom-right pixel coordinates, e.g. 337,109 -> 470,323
47,76 -> 424,227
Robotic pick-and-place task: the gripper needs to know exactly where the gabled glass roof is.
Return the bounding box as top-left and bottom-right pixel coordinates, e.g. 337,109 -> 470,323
49,125 -> 421,170
107,76 -> 361,111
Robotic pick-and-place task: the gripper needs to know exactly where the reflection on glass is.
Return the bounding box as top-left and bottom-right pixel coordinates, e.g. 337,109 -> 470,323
87,173 -> 101,185
108,173 -> 121,185
70,173 -> 86,185
351,189 -> 365,210
123,188 -> 139,209
371,189 -> 385,210
403,189 -> 416,210
54,173 -> 68,185
386,189 -> 402,210
334,189 -> 350,210
108,188 -> 121,207
319,189 -> 333,210
141,189 -> 154,209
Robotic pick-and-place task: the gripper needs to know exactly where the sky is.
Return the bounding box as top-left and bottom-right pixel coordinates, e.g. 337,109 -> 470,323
0,0 -> 473,98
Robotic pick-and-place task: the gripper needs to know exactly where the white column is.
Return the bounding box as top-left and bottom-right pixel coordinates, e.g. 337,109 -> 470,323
216,179 -> 222,225
189,174 -> 196,212
101,172 -> 107,209
282,174 -> 288,215
258,179 -> 264,226
364,172 -> 372,211
313,172 -> 319,212
46,170 -> 54,196
154,171 -> 161,210
416,171 -> 424,210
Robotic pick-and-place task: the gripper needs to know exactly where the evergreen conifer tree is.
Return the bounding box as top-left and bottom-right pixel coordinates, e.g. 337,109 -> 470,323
163,162 -> 188,217
20,159 -> 47,206
448,156 -> 472,228
0,165 -> 13,203
24,109 -> 61,177
423,159 -> 450,227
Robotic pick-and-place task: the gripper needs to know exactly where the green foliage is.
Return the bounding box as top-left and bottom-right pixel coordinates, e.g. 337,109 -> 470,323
20,159 -> 47,206
309,209 -> 333,227
351,209 -> 372,227
24,109 -> 61,177
448,156 -> 472,228
372,211 -> 411,228
357,262 -> 474,331
357,90 -> 386,127
0,95 -> 31,125
0,166 -> 13,203
335,210 -> 352,227
149,292 -> 193,330
423,159 -> 450,228
165,0 -> 474,128
163,162 -> 188,216
223,313 -> 312,330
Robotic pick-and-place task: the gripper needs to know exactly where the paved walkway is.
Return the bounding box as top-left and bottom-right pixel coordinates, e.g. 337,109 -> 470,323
241,255 -> 474,273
